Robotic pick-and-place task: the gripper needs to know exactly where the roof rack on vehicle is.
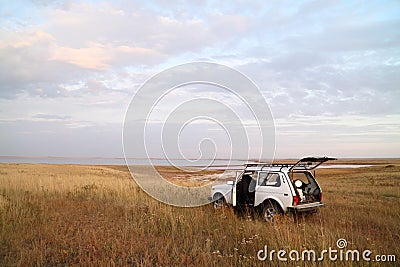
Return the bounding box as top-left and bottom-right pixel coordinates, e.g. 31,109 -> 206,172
244,157 -> 337,171
243,163 -> 294,172
244,163 -> 293,167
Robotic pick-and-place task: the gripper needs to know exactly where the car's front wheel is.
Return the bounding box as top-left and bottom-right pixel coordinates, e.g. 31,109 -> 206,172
213,195 -> 227,209
261,200 -> 282,222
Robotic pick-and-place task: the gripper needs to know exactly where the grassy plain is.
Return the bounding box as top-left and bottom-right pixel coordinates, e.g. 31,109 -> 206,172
0,160 -> 399,266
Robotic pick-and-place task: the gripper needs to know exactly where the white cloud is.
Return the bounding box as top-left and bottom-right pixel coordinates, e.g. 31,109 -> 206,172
1,0 -> 399,158
50,43 -> 111,70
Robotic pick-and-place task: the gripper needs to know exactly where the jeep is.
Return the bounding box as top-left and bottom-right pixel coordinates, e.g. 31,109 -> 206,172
210,157 -> 336,221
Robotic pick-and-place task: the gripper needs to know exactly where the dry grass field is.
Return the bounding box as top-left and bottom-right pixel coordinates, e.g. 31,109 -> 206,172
0,160 -> 399,266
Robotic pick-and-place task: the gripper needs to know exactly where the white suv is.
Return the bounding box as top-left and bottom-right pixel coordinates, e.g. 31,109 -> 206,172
210,157 -> 336,221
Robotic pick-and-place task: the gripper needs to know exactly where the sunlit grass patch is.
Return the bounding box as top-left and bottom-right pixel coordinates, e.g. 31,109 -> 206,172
0,161 -> 399,266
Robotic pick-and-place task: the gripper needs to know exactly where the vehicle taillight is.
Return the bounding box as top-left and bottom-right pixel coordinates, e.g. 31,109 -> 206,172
319,193 -> 322,202
293,196 -> 299,205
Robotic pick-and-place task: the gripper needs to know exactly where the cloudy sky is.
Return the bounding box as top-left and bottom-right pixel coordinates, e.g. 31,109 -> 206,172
0,0 -> 399,159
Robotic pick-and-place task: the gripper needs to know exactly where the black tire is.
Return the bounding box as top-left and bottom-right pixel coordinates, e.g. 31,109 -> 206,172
213,195 -> 227,209
261,200 -> 282,222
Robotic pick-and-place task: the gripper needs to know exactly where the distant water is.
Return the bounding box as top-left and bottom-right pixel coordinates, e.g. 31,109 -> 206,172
0,156 -> 374,169
0,156 -> 126,165
318,164 -> 373,169
0,156 -> 249,166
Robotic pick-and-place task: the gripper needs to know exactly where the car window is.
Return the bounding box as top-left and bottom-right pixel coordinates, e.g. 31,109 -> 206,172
249,178 -> 257,192
258,173 -> 281,187
290,172 -> 310,185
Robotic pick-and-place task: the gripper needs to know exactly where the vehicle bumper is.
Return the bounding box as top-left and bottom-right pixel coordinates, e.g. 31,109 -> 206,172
288,202 -> 325,213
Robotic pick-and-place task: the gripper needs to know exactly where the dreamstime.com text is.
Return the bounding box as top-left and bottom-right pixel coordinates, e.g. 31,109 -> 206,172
257,238 -> 396,263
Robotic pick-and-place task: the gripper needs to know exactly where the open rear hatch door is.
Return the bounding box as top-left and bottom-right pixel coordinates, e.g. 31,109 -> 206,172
289,156 -> 337,171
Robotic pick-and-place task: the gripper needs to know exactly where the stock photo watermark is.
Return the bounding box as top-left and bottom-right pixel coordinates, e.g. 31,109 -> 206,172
123,62 -> 275,207
257,238 -> 396,263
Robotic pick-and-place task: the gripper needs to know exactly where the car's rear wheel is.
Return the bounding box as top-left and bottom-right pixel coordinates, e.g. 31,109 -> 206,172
261,200 -> 282,222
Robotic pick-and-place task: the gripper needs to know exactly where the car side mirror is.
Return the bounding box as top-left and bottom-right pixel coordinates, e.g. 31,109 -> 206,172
227,181 -> 234,185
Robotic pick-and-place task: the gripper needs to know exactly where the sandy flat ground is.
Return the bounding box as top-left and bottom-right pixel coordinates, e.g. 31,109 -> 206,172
0,159 -> 399,266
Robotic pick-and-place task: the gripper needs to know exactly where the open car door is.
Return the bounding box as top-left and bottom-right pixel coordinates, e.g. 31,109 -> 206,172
232,170 -> 244,207
289,157 -> 337,171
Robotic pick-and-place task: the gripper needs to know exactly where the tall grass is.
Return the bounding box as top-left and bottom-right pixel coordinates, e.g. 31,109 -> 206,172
0,162 -> 399,266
